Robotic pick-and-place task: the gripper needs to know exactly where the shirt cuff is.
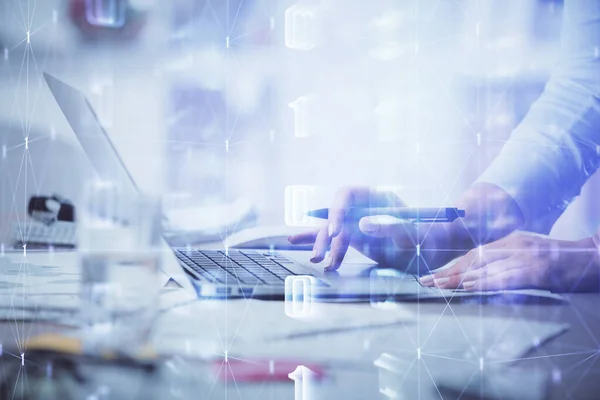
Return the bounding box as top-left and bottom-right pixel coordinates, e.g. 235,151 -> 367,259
476,141 -> 567,234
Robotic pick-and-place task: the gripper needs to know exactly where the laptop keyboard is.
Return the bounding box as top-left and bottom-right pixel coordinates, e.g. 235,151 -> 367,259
175,249 -> 299,285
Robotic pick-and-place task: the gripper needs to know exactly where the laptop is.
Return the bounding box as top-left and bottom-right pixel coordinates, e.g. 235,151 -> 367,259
43,72 -> 426,300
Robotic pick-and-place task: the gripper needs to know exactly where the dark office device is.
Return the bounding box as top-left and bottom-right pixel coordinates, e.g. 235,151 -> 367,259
28,195 -> 75,225
11,195 -> 77,249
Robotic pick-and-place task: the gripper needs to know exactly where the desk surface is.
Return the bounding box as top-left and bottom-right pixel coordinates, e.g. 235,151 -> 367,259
0,250 -> 599,399
0,294 -> 598,399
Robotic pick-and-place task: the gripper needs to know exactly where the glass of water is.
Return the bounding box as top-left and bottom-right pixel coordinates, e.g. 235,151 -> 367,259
78,180 -> 162,356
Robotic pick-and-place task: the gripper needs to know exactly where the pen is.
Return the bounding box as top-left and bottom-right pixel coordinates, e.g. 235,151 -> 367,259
306,207 -> 465,222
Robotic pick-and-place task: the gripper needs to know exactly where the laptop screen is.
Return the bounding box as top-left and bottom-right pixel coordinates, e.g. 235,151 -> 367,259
44,72 -> 198,294
43,72 -> 138,198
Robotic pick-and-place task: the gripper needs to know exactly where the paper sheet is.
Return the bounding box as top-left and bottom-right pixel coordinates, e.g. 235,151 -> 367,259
435,366 -> 550,400
370,315 -> 567,400
0,254 -> 196,323
0,255 -> 80,295
362,267 -> 567,304
415,257 -> 566,303
153,299 -> 414,358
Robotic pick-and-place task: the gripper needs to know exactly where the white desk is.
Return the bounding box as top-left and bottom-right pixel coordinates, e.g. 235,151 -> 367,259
0,250 -> 598,399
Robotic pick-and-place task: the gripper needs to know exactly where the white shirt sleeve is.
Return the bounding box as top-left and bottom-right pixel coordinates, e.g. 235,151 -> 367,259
477,0 -> 600,233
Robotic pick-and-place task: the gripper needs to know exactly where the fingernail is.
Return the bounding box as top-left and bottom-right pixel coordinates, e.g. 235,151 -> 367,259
463,281 -> 475,290
310,249 -> 319,263
359,217 -> 378,233
419,275 -> 434,284
328,223 -> 334,237
287,236 -> 293,243
324,256 -> 333,270
434,277 -> 450,286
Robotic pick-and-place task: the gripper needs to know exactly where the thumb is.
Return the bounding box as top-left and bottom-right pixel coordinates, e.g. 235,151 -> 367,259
358,215 -> 411,237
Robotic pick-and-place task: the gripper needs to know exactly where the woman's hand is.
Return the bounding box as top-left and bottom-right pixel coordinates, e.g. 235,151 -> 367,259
288,183 -> 525,272
288,186 -> 475,271
288,187 -> 418,271
419,231 -> 600,292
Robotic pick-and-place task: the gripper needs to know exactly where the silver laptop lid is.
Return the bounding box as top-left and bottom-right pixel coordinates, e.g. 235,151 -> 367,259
43,72 -> 197,295
43,72 -> 137,197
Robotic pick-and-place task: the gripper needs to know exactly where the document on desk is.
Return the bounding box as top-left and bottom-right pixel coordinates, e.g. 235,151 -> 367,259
362,265 -> 567,304
370,316 -> 568,400
0,255 -> 80,295
418,287 -> 567,303
0,255 -> 196,323
435,366 -> 551,400
398,256 -> 567,302
153,299 -> 414,357
416,258 -> 567,303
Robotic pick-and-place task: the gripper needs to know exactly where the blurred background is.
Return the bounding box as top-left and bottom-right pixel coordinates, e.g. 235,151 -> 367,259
0,0 -> 596,248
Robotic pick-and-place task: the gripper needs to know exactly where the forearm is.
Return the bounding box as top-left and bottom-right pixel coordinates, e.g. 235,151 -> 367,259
476,0 -> 600,233
554,235 -> 600,292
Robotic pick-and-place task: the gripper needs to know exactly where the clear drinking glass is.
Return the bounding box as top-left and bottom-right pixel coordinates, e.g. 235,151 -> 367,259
78,180 -> 162,355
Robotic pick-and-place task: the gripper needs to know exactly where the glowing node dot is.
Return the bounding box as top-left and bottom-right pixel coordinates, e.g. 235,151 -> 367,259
552,368 -> 561,383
